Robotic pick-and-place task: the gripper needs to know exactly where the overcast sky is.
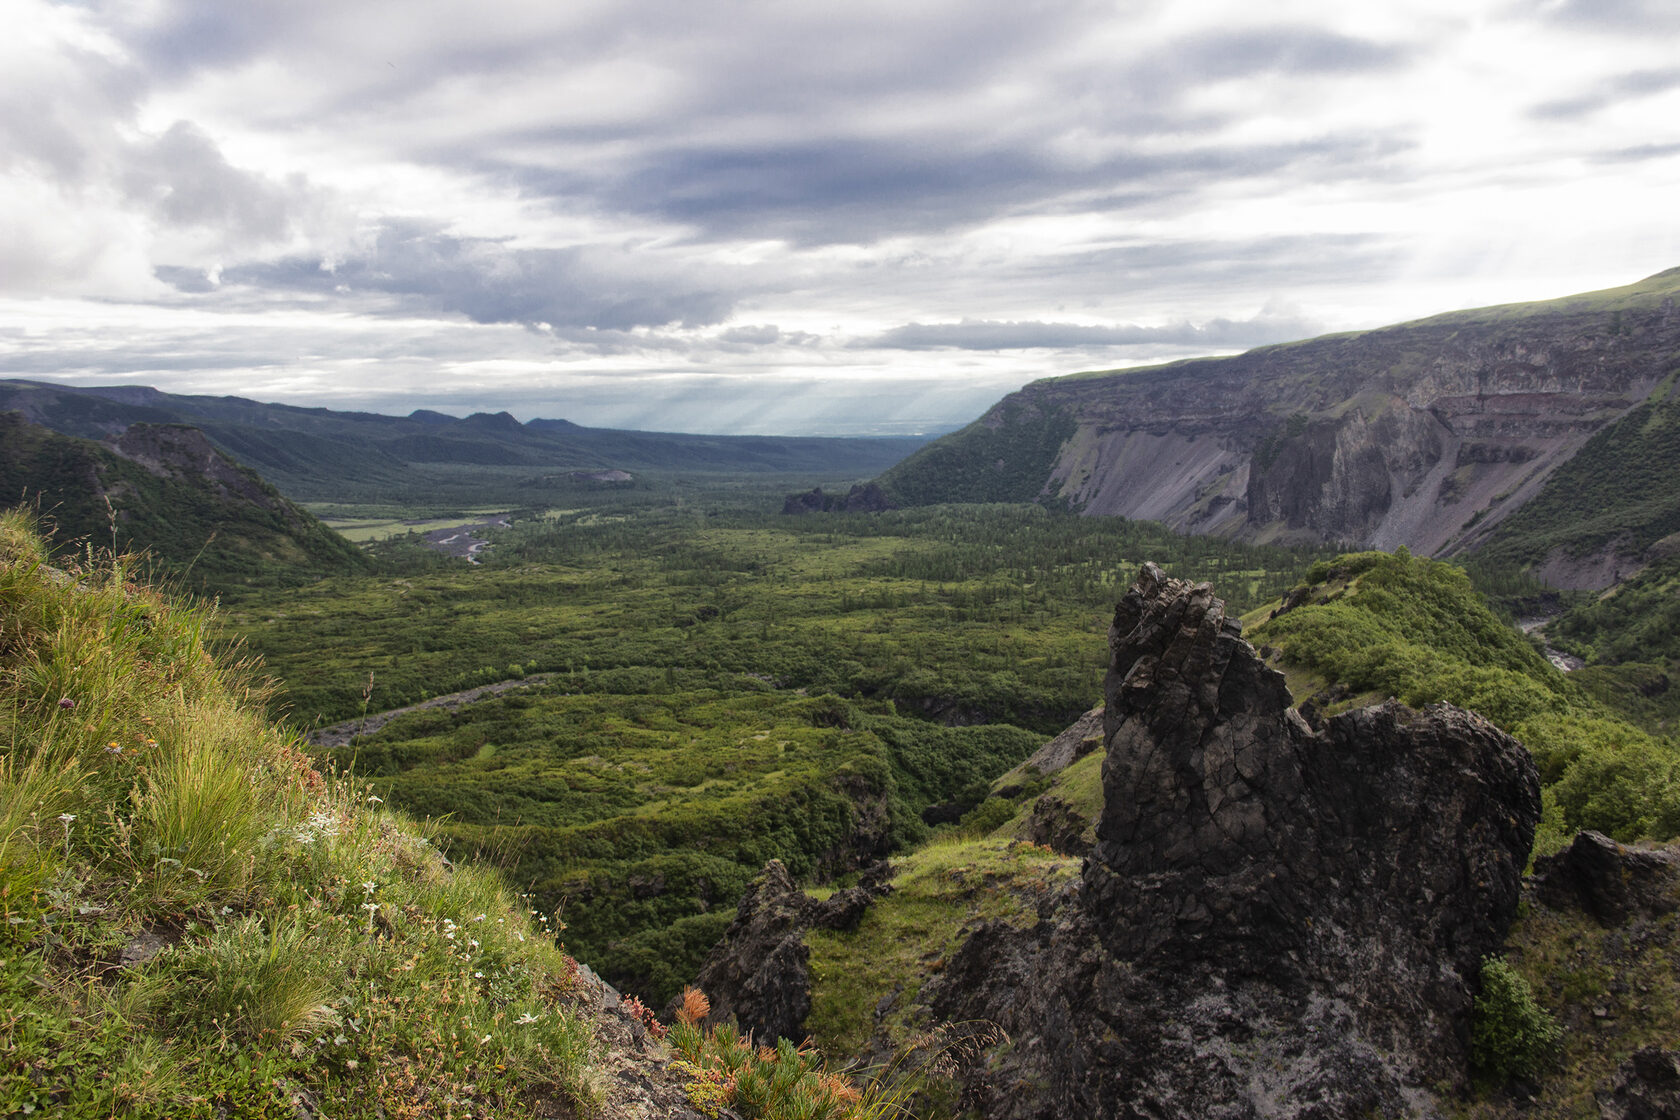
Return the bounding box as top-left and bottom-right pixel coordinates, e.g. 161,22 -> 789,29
3,0 -> 1677,435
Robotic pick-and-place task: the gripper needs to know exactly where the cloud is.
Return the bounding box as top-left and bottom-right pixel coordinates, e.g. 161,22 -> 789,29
1589,141 -> 1680,164
1530,67 -> 1680,119
198,220 -> 740,330
1529,0 -> 1680,32
6,0 -> 1680,439
859,312 -> 1322,352
1157,26 -> 1410,80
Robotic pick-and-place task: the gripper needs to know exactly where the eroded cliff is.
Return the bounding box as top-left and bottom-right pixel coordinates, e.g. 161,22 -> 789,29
877,268 -> 1680,577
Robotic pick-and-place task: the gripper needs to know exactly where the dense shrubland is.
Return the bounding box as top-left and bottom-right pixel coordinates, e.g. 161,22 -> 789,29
0,510 -> 925,1120
226,502 -> 1319,1002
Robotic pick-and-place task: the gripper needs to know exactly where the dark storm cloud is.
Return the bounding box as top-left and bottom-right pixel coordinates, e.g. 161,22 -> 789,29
860,312 -> 1321,351
519,130 -> 1412,246
398,15 -> 1412,246
205,220 -> 738,330
1530,68 -> 1680,119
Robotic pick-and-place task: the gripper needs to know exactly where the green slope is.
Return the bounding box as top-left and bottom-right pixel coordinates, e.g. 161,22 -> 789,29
1477,370 -> 1680,569
0,412 -> 368,591
1249,550 -> 1680,844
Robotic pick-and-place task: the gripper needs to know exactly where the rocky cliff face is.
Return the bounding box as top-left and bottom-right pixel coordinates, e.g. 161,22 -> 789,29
917,565 -> 1541,1118
879,269 -> 1680,568
109,423 -> 303,525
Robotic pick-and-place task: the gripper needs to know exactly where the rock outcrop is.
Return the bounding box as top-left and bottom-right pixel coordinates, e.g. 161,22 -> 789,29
919,564 -> 1542,1118
1533,830 -> 1680,927
689,859 -> 891,1042
781,483 -> 896,515
1599,1048 -> 1680,1120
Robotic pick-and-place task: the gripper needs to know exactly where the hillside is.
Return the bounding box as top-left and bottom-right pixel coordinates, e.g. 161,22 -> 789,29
0,510 -> 912,1120
0,380 -> 929,506
875,268 -> 1680,582
0,413 -> 367,590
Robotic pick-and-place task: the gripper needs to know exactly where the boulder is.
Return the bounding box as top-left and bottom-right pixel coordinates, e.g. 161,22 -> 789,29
1599,1048 -> 1680,1120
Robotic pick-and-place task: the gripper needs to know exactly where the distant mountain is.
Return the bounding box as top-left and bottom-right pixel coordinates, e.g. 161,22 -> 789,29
0,381 -> 930,504
0,412 -> 368,589
875,267 -> 1680,586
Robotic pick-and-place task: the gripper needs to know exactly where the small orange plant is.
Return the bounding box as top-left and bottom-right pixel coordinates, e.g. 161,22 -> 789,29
677,985 -> 711,1027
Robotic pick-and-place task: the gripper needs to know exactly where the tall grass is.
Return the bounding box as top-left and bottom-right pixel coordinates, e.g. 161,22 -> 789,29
0,509 -> 600,1118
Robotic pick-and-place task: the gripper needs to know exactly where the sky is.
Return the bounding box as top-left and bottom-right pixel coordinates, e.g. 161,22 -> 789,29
2,0 -> 1678,436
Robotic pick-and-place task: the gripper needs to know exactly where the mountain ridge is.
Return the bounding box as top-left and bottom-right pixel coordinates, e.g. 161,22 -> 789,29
0,380 -> 931,504
874,267 -> 1680,585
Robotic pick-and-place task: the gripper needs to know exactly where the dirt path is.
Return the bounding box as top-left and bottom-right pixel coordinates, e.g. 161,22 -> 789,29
307,673 -> 556,748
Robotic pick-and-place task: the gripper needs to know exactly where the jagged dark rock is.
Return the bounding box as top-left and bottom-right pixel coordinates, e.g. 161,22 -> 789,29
919,563 -> 1542,1119
689,859 -> 891,1042
1534,830 -> 1680,927
1021,793 -> 1090,857
781,482 -> 895,515
1599,1048 -> 1680,1120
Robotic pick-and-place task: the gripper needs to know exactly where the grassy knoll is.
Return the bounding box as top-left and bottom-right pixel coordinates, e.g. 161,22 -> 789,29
0,509 -> 597,1118
805,836 -> 1078,1060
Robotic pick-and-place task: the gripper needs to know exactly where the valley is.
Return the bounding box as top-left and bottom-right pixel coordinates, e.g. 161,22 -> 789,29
227,495 -> 1319,1004
7,269 -> 1680,1117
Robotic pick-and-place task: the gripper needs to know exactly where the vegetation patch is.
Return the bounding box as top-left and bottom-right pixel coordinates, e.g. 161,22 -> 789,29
1252,550 -> 1680,848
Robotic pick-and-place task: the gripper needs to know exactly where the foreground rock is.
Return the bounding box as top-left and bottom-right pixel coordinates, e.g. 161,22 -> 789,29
920,563 -> 1541,1118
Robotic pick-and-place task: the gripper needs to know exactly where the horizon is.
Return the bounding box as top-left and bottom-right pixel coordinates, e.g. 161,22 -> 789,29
4,2 -> 1678,436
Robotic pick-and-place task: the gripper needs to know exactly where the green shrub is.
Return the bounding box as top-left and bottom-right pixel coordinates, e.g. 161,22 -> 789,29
1471,956 -> 1562,1081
